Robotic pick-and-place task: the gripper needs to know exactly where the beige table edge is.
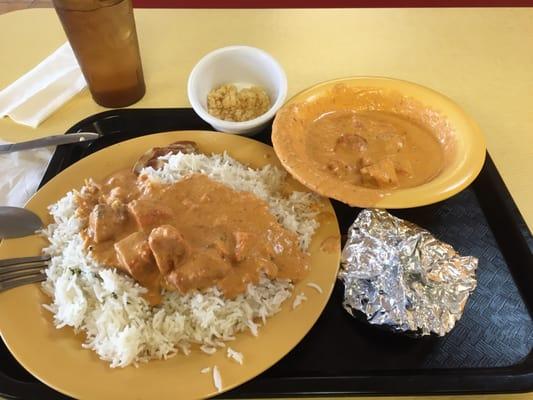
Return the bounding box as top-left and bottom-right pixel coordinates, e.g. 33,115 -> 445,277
0,8 -> 532,400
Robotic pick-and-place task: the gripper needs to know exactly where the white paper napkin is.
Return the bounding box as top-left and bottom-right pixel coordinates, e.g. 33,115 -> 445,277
0,140 -> 54,207
0,42 -> 87,128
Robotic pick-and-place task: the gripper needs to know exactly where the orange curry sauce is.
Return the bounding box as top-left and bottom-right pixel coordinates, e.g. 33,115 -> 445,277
306,110 -> 444,189
76,171 -> 309,305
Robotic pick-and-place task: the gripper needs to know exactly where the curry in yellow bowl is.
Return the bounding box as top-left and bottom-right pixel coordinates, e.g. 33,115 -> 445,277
272,77 -> 486,208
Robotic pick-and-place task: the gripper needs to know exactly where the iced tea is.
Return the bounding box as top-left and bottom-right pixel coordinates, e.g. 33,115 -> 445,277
53,0 -> 145,108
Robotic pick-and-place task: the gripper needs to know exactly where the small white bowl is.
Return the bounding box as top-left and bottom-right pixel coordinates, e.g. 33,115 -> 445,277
187,46 -> 288,136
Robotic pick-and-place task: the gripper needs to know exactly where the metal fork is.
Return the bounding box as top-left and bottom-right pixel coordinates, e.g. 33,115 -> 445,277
0,255 -> 50,293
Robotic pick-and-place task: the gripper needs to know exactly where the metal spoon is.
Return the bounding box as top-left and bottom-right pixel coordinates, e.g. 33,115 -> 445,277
0,207 -> 43,239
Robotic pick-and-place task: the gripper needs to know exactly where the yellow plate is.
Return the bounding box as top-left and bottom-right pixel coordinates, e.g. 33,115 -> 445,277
272,77 -> 486,208
0,131 -> 340,400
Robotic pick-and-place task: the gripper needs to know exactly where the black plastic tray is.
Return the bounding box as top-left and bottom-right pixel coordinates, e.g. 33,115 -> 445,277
1,108 -> 532,399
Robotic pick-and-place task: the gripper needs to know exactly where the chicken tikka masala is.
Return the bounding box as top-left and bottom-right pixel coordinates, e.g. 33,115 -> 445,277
306,110 -> 444,189
272,84 -> 454,207
76,142 -> 309,305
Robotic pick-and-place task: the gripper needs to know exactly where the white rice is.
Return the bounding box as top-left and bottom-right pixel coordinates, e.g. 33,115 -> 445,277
200,345 -> 217,355
41,152 -> 320,368
306,282 -> 323,294
213,365 -> 222,392
292,292 -> 308,310
227,347 -> 244,365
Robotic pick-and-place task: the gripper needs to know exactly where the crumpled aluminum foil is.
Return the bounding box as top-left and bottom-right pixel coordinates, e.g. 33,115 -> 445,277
339,209 -> 478,336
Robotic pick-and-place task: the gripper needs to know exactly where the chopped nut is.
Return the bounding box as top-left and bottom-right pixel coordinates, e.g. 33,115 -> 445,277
207,84 -> 271,122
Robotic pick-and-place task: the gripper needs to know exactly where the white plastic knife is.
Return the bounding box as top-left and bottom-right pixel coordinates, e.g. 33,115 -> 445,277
0,132 -> 100,154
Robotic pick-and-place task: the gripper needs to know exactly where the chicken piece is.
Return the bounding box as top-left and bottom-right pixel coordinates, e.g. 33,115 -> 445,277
325,159 -> 353,180
80,179 -> 101,199
88,203 -> 128,243
191,226 -> 232,260
148,225 -> 190,275
393,157 -> 414,177
114,232 -> 160,288
210,238 -> 232,260
233,231 -> 252,262
166,250 -> 232,293
335,133 -> 368,153
382,132 -> 406,153
106,186 -> 131,204
256,257 -> 278,278
358,155 -> 373,169
360,158 -> 399,188
128,199 -> 175,232
103,170 -> 139,201
133,141 -> 199,174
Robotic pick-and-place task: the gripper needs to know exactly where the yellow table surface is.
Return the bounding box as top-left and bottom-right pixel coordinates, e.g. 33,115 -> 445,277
1,8 -> 533,232
0,8 -> 532,400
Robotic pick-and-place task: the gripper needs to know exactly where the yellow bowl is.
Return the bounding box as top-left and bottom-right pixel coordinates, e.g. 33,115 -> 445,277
272,77 -> 486,208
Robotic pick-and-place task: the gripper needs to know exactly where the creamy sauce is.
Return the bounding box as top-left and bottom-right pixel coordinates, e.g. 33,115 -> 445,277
77,172 -> 309,304
271,84 -> 456,207
305,110 -> 444,189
